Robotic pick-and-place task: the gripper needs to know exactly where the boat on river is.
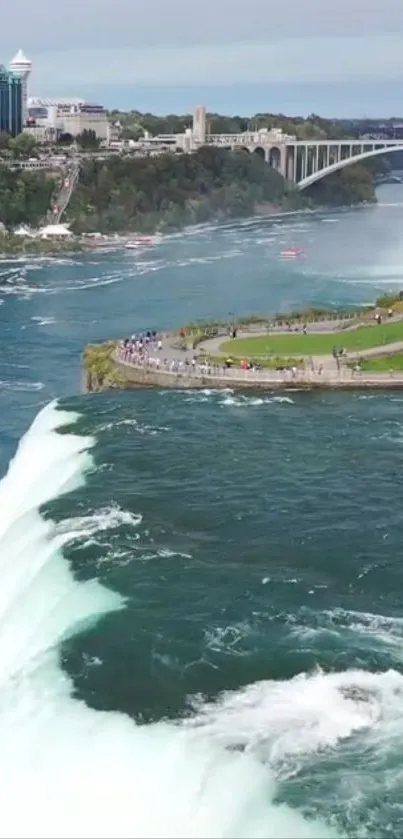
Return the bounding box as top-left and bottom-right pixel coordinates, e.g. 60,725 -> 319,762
280,247 -> 305,258
125,234 -> 161,250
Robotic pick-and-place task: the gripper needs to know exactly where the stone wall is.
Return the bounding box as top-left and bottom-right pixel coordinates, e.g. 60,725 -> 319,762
111,357 -> 403,392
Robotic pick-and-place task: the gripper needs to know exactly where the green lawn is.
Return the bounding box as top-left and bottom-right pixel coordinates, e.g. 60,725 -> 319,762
357,353 -> 403,372
204,354 -> 304,369
220,320 -> 403,357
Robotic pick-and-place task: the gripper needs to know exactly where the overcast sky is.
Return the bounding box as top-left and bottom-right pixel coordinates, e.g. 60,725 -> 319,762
2,0 -> 403,112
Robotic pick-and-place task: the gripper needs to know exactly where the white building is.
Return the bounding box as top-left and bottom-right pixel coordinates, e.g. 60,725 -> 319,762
39,223 -> 72,239
9,49 -> 32,126
27,97 -> 109,142
14,225 -> 35,238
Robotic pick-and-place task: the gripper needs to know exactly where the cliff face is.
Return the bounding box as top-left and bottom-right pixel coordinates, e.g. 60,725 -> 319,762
83,341 -> 128,391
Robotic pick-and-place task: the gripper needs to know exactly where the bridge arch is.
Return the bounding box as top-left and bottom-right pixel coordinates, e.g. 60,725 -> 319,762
253,146 -> 265,160
268,146 -> 281,170
298,144 -> 403,190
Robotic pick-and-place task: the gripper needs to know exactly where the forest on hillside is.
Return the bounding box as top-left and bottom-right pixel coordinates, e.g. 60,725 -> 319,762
0,142 -> 395,234
66,146 -> 299,233
0,167 -> 55,229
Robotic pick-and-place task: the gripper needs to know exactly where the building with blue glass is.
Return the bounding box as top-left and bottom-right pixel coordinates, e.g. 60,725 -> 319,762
0,65 -> 22,136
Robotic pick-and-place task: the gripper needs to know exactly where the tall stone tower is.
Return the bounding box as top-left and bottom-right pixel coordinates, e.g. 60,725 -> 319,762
9,49 -> 32,126
193,105 -> 207,144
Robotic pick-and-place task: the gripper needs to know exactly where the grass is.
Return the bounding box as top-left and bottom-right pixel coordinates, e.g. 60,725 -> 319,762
355,353 -> 403,373
220,320 -> 403,357
204,354 -> 304,369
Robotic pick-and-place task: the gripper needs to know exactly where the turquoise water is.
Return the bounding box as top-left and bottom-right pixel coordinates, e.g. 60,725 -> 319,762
1,186 -> 403,837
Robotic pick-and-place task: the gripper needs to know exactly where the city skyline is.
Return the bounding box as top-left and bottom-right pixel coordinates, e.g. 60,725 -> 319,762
2,0 -> 403,116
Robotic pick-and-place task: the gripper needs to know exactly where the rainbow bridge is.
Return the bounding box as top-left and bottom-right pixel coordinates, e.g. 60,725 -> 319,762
201,134 -> 403,190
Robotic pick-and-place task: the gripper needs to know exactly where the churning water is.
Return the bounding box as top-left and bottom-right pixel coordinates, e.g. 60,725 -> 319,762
1,186 -> 403,837
0,402 -> 337,839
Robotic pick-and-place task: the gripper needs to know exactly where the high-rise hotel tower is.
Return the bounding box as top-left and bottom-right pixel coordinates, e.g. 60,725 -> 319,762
0,65 -> 23,136
9,49 -> 31,126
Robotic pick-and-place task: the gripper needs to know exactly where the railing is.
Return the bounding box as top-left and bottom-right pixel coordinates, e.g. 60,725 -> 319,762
202,135 -> 403,149
116,353 -> 299,383
115,349 -> 403,388
0,158 -> 58,170
116,350 -> 330,384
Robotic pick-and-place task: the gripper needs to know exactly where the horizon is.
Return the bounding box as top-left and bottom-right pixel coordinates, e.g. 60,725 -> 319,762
26,81 -> 403,122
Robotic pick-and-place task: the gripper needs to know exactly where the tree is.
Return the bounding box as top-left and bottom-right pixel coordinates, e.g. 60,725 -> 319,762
121,125 -> 144,141
0,132 -> 11,153
76,129 -> 100,150
57,133 -> 74,145
9,133 -> 38,159
0,168 -> 55,229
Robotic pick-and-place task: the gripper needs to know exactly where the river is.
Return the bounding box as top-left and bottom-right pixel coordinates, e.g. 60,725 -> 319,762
1,184 -> 403,838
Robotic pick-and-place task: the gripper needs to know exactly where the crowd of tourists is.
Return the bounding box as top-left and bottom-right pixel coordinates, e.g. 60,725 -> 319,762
116,332 -> 305,380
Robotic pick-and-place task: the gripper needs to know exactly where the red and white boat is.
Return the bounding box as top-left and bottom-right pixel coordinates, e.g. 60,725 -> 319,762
280,247 -> 305,258
125,234 -> 161,250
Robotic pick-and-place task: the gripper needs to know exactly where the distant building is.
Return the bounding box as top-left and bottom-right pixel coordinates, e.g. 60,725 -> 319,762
0,65 -> 23,136
27,97 -> 109,142
193,106 -> 207,143
14,225 -> 35,237
23,124 -> 58,144
107,121 -> 121,145
9,49 -> 32,126
39,223 -> 72,239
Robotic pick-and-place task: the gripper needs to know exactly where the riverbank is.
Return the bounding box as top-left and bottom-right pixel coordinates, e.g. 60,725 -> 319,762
0,230 -> 146,259
0,232 -> 87,258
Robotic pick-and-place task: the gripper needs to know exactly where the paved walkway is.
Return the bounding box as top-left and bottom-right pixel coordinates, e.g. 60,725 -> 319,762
115,346 -> 403,390
116,316 -> 403,390
193,322 -> 403,374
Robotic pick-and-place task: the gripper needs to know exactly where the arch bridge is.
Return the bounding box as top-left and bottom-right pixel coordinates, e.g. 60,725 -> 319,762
294,142 -> 403,190
204,134 -> 403,189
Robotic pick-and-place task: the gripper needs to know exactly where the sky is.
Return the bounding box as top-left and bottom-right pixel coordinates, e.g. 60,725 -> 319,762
2,0 -> 403,116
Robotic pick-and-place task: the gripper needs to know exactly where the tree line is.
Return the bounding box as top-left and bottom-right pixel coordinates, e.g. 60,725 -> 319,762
109,109 -> 357,143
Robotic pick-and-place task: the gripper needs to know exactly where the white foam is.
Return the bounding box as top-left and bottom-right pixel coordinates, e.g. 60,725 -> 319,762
0,401 -> 337,839
0,401 -> 118,684
187,667 -> 403,772
31,316 -> 57,327
220,393 -> 294,408
98,418 -> 170,435
0,380 -> 44,392
56,504 -> 143,543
